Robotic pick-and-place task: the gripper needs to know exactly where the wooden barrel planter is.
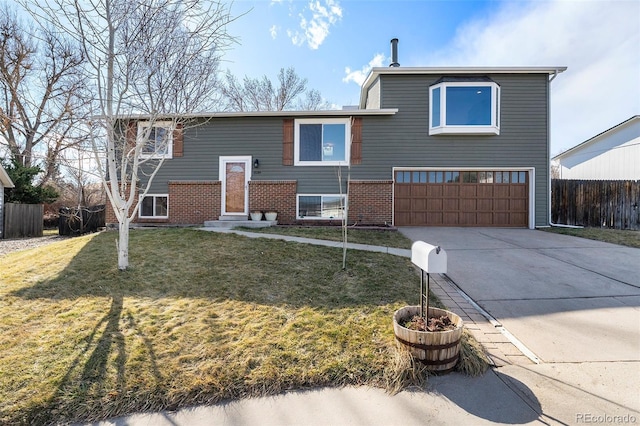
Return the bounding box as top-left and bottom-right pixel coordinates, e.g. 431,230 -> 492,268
393,305 -> 464,373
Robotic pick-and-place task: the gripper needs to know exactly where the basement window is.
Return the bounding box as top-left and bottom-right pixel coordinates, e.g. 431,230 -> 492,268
429,78 -> 500,135
297,194 -> 346,220
140,195 -> 168,218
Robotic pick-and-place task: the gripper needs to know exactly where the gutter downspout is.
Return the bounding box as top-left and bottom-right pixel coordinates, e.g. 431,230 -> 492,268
546,67 -> 582,229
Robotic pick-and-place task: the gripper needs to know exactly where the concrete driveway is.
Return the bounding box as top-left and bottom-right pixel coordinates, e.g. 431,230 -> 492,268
398,227 -> 640,363
400,227 -> 640,419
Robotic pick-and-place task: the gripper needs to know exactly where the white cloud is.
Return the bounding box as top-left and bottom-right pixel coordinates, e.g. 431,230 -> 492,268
343,53 -> 387,86
426,0 -> 640,154
287,0 -> 343,50
269,25 -> 279,39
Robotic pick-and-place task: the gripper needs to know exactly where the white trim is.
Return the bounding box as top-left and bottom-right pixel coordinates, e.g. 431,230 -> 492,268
297,194 -> 346,220
391,167 -> 535,229
0,165 -> 14,188
429,82 -> 500,135
138,120 -> 174,159
219,156 -> 252,216
138,194 -> 169,219
294,118 -> 351,166
113,109 -> 398,121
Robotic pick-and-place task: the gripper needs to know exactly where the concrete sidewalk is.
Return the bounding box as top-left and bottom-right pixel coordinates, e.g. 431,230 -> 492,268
89,227 -> 640,426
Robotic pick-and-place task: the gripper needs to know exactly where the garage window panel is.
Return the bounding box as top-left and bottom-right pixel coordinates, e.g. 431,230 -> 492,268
445,171 -> 460,183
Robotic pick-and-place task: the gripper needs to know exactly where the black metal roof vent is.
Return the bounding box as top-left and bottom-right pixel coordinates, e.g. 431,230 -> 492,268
390,38 -> 400,67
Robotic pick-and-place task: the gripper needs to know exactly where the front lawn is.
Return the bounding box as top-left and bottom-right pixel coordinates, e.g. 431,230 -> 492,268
0,228 -> 485,424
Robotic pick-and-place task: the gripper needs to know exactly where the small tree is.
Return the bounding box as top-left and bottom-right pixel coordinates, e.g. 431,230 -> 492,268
24,0 -> 236,269
1,158 -> 58,204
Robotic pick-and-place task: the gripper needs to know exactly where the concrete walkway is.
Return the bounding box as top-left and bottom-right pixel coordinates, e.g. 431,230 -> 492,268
90,227 -> 640,426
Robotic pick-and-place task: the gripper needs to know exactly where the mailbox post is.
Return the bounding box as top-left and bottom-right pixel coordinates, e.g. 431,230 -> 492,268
411,241 -> 447,319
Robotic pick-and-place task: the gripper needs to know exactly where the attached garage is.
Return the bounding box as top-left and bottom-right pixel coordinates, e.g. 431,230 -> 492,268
394,169 -> 530,227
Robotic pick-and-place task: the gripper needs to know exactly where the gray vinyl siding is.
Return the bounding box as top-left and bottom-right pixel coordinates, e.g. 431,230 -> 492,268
146,116 -> 347,195
144,72 -> 551,226
351,73 -> 550,226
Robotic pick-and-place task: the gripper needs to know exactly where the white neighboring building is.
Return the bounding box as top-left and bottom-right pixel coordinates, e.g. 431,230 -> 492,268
552,115 -> 640,180
0,164 -> 15,239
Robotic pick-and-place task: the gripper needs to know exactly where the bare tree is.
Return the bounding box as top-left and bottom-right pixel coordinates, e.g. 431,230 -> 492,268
24,0 -> 235,270
220,67 -> 330,111
296,88 -> 332,111
0,4 -> 87,185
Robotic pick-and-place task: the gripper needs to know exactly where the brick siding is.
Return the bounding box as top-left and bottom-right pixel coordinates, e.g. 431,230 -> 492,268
249,180 -> 297,224
348,180 -> 393,226
106,181 -> 221,226
105,179 -> 391,227
168,181 -> 220,224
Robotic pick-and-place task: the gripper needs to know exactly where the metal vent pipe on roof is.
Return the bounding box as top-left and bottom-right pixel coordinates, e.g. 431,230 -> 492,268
390,38 -> 400,67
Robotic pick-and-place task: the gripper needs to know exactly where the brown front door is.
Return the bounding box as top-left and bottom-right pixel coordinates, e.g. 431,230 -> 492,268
220,157 -> 250,215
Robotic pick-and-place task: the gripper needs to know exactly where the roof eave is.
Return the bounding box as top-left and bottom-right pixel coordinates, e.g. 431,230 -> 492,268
360,66 -> 568,108
112,108 -> 398,121
552,115 -> 640,160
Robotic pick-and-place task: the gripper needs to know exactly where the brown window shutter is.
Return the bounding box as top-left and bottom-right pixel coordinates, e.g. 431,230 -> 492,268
173,123 -> 184,157
283,119 -> 294,166
125,120 -> 137,155
350,117 -> 362,165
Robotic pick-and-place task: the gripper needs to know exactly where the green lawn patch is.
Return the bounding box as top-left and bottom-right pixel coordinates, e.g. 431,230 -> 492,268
0,228 -> 486,424
540,226 -> 640,248
236,225 -> 412,249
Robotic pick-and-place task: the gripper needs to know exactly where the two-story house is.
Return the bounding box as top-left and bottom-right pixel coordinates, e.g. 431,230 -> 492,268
106,65 -> 566,229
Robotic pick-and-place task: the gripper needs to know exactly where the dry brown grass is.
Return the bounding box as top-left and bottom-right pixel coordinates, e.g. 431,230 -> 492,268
0,228 -> 488,424
540,226 -> 640,248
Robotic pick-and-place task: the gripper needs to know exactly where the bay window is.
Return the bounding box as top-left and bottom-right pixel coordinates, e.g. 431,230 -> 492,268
429,79 -> 500,135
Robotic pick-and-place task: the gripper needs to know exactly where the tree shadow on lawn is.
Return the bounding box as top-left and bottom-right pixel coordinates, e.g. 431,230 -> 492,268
7,229 -> 422,424
12,229 -> 420,308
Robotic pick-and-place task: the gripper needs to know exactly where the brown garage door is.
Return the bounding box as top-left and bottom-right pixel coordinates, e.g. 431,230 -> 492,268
394,170 -> 528,227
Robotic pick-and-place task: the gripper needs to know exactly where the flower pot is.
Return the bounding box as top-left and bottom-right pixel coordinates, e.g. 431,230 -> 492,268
265,211 -> 277,221
393,305 -> 463,373
250,211 -> 263,221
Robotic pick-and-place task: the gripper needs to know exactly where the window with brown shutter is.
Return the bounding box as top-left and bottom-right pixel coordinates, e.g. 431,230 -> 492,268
125,120 -> 137,155
350,117 -> 362,165
283,118 -> 294,165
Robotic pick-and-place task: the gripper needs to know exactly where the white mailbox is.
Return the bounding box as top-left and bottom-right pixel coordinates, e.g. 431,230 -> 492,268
411,241 -> 447,274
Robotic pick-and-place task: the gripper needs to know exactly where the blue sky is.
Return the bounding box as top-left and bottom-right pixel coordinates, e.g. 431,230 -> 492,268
223,0 -> 639,156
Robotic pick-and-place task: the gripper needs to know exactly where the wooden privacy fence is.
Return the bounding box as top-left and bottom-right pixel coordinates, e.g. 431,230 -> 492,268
551,179 -> 640,230
3,203 -> 44,239
58,205 -> 106,236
